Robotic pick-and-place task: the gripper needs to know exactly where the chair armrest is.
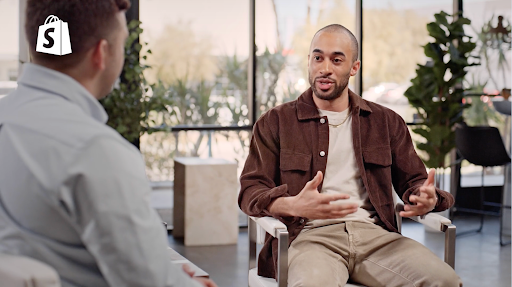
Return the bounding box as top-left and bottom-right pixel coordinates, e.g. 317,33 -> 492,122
249,216 -> 287,238
395,203 -> 452,231
409,213 -> 452,232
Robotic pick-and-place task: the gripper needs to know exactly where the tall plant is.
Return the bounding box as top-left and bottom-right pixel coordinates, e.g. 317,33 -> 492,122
100,20 -> 172,147
404,11 -> 478,168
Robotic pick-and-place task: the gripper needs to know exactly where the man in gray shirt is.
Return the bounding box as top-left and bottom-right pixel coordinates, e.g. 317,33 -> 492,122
0,0 -> 216,286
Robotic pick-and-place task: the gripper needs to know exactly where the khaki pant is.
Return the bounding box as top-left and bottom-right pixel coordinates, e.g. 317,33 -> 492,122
288,221 -> 462,287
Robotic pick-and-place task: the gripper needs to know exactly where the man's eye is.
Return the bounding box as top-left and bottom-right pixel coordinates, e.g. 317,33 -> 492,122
314,56 -> 321,60
333,58 -> 341,63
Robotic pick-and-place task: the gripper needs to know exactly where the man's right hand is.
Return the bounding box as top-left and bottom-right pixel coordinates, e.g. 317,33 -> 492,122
268,171 -> 358,219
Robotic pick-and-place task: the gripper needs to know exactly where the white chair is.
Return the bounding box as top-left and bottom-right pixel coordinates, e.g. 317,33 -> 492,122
0,254 -> 61,287
248,203 -> 456,287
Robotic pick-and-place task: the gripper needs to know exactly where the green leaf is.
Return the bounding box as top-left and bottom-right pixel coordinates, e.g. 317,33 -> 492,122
424,43 -> 444,61
427,23 -> 448,42
434,13 -> 449,28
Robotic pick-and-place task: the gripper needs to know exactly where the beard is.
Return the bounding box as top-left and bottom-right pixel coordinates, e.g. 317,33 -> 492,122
309,71 -> 351,101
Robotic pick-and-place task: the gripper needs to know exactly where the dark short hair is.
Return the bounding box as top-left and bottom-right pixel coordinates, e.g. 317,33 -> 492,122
313,24 -> 359,62
25,0 -> 131,69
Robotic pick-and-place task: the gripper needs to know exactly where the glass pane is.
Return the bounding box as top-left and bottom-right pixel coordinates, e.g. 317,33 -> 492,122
140,0 -> 250,127
462,0 -> 510,180
362,0 -> 453,123
464,0 -> 511,95
0,0 -> 19,98
140,0 -> 250,181
141,130 -> 251,181
255,0 -> 356,118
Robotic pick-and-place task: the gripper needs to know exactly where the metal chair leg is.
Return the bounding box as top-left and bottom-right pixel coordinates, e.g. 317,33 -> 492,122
477,168 -> 485,233
276,229 -> 288,287
457,168 -> 486,237
499,214 -> 511,246
500,187 -> 511,246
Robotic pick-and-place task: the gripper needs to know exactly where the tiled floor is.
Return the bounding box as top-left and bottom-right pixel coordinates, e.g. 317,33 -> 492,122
168,214 -> 511,287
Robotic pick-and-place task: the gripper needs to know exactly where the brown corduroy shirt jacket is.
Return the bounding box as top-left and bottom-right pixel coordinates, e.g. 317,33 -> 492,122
238,88 -> 454,279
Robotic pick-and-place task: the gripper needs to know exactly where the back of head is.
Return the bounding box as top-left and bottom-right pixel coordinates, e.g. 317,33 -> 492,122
25,0 -> 131,70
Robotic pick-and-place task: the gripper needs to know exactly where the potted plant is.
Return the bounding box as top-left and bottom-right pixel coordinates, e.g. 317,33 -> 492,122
404,11 -> 478,172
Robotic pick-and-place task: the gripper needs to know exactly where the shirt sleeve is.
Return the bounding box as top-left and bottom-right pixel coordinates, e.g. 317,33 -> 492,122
389,115 -> 454,212
238,113 -> 295,223
63,136 -> 202,287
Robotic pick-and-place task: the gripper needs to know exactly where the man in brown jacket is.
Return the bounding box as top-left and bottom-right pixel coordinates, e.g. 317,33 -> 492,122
239,24 -> 462,286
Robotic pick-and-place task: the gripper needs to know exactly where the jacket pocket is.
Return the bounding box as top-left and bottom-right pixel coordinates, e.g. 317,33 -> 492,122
280,150 -> 311,171
362,146 -> 393,205
279,150 -> 311,195
362,146 -> 392,167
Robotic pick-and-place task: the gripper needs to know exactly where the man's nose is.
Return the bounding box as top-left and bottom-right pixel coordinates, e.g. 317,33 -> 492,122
319,60 -> 332,75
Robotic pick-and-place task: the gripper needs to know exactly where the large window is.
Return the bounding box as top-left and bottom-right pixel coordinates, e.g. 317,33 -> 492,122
461,0 -> 511,186
0,0 -> 19,98
462,0 -> 511,129
464,0 -> 511,95
361,0 -> 454,123
140,0 -> 250,180
140,0 -> 249,127
134,0 -> 510,182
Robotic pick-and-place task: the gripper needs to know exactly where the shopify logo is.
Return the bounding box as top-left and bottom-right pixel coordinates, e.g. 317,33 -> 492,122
36,15 -> 72,56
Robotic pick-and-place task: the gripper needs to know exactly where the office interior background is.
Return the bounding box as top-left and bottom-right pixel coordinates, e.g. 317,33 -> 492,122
0,0 -> 511,286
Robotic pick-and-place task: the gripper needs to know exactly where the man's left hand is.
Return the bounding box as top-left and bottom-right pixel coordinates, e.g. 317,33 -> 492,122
183,265 -> 218,287
399,169 -> 438,217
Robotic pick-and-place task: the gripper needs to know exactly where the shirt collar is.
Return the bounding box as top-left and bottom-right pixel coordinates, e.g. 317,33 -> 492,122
296,87 -> 372,120
18,63 -> 108,123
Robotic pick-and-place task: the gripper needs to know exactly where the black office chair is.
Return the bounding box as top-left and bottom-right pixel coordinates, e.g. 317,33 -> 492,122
455,123 -> 511,245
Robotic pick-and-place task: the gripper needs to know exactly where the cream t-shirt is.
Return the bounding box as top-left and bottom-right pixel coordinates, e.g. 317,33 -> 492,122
304,108 -> 378,229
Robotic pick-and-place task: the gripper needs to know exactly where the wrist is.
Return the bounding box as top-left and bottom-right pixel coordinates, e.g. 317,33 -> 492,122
268,196 -> 296,217
285,196 -> 297,217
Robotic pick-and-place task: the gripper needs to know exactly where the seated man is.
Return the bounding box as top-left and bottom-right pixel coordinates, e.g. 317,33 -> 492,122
0,1 -> 215,286
239,24 -> 461,287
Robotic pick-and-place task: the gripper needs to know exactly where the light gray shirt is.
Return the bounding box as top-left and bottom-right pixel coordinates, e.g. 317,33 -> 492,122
0,64 -> 201,287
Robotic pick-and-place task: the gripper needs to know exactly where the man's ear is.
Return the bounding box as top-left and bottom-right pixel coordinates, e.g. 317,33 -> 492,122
350,60 -> 360,76
307,54 -> 310,68
91,39 -> 109,71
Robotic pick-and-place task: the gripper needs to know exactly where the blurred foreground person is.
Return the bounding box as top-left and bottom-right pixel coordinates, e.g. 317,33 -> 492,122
0,1 -> 216,286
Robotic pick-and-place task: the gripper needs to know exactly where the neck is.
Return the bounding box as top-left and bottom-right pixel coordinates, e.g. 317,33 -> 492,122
76,78 -> 103,100
63,69 -> 104,100
313,88 -> 350,112
34,60 -> 103,100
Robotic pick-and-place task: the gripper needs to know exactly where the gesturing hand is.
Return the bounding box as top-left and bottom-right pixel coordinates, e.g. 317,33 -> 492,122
399,169 -> 438,217
193,278 -> 218,287
182,265 -> 218,287
289,171 -> 358,219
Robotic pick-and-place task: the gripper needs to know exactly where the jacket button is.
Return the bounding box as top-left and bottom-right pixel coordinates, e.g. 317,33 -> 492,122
299,218 -> 305,224
320,118 -> 326,124
320,151 -> 326,157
